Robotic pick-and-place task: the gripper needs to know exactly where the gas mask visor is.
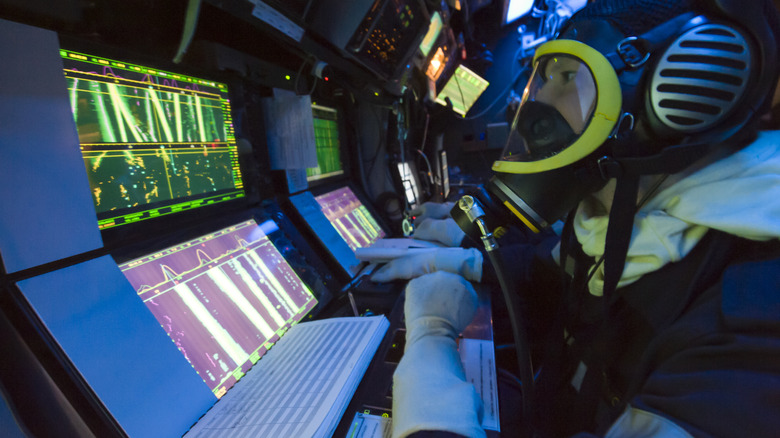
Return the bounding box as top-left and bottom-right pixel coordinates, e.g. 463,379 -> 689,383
488,39 -> 622,233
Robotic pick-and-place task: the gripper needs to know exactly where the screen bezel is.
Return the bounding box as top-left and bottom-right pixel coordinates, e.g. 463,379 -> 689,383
305,103 -> 347,184
115,217 -> 319,398
302,98 -> 354,190
434,63 -> 490,116
284,181 -> 390,282
59,37 -> 255,250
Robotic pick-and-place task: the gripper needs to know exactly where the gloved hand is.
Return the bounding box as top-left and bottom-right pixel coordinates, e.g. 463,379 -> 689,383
410,201 -> 455,223
392,271 -> 485,438
370,247 -> 483,283
413,217 -> 466,247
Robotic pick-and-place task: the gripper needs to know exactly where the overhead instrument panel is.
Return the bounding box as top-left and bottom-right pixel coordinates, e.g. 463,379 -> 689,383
308,0 -> 428,81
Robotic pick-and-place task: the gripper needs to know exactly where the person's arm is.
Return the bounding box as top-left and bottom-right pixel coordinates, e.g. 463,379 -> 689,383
371,225 -> 561,284
370,248 -> 483,283
391,272 -> 486,438
600,256 -> 780,438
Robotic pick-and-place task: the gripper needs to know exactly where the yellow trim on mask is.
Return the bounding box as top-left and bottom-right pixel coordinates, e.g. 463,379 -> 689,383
492,39 -> 622,174
503,200 -> 540,233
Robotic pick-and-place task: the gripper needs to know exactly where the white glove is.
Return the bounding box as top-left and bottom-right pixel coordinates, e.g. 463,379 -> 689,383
413,217 -> 466,247
370,248 -> 483,283
410,201 -> 455,223
392,272 -> 485,438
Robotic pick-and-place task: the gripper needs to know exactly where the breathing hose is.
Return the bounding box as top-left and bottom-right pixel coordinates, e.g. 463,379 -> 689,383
457,196 -> 535,438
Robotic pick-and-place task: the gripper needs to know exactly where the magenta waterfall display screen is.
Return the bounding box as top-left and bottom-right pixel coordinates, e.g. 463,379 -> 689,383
118,219 -> 317,397
314,186 -> 386,251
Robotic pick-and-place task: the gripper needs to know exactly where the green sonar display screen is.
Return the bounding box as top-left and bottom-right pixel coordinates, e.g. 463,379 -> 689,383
61,49 -> 245,229
306,104 -> 344,182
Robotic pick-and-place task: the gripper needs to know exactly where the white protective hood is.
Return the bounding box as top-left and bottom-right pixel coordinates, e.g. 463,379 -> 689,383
574,129 -> 780,295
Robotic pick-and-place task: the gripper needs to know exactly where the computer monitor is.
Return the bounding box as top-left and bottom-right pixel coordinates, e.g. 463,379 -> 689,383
435,64 -> 490,116
117,219 -> 318,398
306,104 -> 345,182
315,186 -> 386,251
289,186 -> 386,279
419,11 -> 443,58
425,27 -> 456,84
61,49 -> 245,230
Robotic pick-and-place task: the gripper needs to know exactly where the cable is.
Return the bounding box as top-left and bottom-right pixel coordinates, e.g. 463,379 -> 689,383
293,55 -> 318,96
456,197 -> 534,438
301,0 -> 315,21
414,149 -> 435,185
420,112 -> 430,155
172,0 -> 202,64
354,103 -> 372,200
487,247 -> 535,438
361,104 -> 389,200
453,70 -> 467,116
459,62 -> 529,121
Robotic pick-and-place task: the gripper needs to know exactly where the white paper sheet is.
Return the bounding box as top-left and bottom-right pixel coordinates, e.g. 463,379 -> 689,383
261,89 -> 318,170
459,338 -> 500,431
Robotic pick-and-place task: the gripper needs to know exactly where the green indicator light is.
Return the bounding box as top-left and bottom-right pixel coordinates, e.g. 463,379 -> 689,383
285,75 -> 291,80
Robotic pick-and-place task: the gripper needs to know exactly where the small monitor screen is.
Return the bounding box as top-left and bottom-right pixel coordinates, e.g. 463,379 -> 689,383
314,186 -> 386,251
435,64 -> 490,116
426,45 -> 450,82
306,104 -> 344,182
503,0 -> 534,25
419,12 -> 443,57
397,162 -> 420,208
117,219 -> 317,398
61,49 -> 245,229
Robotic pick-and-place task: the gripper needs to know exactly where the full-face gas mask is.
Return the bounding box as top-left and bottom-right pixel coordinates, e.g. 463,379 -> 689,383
490,39 -> 623,233
453,0 -> 780,239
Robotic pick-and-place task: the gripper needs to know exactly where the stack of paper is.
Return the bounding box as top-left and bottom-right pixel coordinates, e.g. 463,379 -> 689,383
185,315 -> 389,437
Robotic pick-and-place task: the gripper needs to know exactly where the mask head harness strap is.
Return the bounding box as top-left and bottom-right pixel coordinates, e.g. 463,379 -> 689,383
602,12 -> 698,72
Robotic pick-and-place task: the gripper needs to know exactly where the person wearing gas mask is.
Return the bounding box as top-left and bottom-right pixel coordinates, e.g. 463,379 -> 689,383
388,0 -> 780,437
